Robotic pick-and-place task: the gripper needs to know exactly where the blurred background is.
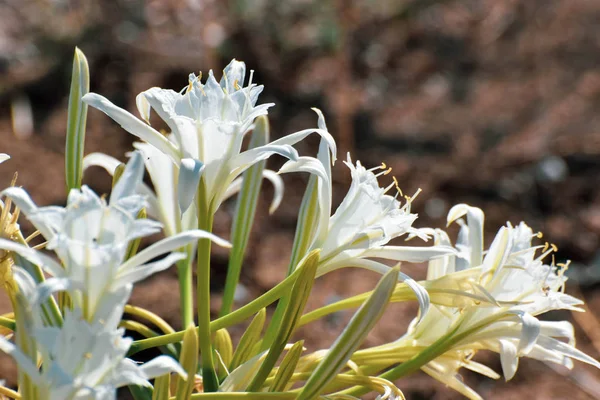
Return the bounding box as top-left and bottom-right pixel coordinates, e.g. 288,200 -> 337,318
1,0 -> 600,398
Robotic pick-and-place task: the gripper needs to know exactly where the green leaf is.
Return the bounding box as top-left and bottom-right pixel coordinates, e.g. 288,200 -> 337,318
221,115 -> 270,317
65,47 -> 90,191
297,267 -> 399,400
176,324 -> 199,399
269,340 -> 305,392
230,308 -> 266,370
151,373 -> 171,400
128,385 -> 153,400
247,249 -> 320,391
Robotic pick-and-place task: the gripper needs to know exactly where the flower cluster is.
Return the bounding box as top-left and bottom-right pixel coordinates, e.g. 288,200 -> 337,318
0,51 -> 598,400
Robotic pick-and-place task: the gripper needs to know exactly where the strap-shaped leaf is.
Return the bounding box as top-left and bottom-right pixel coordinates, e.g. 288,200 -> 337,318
151,373 -> 170,400
230,308 -> 266,370
269,340 -> 305,392
247,249 -> 320,391
221,115 -> 270,316
176,324 -> 199,399
297,267 -> 399,400
65,47 -> 90,191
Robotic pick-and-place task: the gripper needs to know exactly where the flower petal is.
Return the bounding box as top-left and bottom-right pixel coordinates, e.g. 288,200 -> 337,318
177,158 -> 204,214
361,245 -> 455,263
119,230 -> 230,272
82,93 -> 181,162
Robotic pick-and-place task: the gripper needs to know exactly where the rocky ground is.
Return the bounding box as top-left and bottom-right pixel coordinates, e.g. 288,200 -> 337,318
1,1 -> 600,398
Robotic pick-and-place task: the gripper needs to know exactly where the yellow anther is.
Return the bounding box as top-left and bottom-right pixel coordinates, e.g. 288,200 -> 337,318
234,79 -> 241,90
383,167 -> 392,176
542,242 -> 549,253
84,352 -> 92,360
536,231 -> 543,239
381,162 -> 387,169
550,243 -> 558,252
392,176 -> 403,196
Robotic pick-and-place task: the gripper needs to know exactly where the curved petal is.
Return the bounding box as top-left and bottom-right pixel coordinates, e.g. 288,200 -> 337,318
447,204 -> 485,267
178,158 -> 204,214
113,253 -> 186,288
230,144 -> 299,177
1,187 -> 56,240
82,152 -> 122,174
498,339 -> 518,380
0,238 -> 65,278
270,108 -> 337,164
119,230 -> 231,272
223,169 -> 285,214
320,258 -> 430,323
110,151 -> 145,204
361,245 -> 455,263
82,93 -> 181,163
0,153 -> 9,164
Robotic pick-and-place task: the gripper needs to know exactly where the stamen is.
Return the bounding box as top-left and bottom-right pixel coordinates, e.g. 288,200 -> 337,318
374,167 -> 392,178
234,79 -> 241,91
249,69 -> 254,86
535,231 -> 543,239
25,230 -> 41,243
32,241 -> 47,250
393,176 -> 403,196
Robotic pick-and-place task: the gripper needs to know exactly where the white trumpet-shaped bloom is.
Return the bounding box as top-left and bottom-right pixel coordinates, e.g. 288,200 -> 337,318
83,59 -> 335,214
82,143 -> 284,239
355,204 -> 600,400
0,152 -> 230,326
0,269 -> 185,400
279,116 -> 453,320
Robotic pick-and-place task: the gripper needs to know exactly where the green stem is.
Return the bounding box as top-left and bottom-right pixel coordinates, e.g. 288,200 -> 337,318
128,265 -> 302,356
176,245 -> 195,328
197,190 -> 218,392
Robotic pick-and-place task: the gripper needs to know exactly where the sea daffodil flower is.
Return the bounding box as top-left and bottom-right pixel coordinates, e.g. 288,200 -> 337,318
0,152 -> 230,326
82,59 -> 335,214
353,204 -> 600,399
0,268 -> 186,400
279,115 -> 454,319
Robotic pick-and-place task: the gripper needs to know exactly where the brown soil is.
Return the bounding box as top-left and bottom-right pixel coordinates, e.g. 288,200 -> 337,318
1,1 -> 600,398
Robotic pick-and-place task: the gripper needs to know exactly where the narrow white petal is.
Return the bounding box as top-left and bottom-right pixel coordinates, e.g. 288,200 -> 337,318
321,258 -> 430,322
110,151 -> 145,204
82,93 -> 181,162
82,152 -> 122,174
447,204 -> 485,266
113,253 -> 186,288
361,245 -> 455,263
177,158 -> 204,214
230,144 -> 299,177
0,153 -> 9,164
223,169 -> 285,214
0,336 -> 42,384
511,311 -> 540,355
0,238 -> 65,278
498,339 -> 519,380
1,187 -> 55,239
139,355 -> 187,379
119,230 -> 231,272
536,335 -> 600,369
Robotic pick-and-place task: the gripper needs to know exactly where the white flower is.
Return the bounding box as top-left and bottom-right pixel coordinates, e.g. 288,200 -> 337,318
82,59 -> 335,214
82,144 -> 284,239
0,269 -> 185,400
354,204 -> 600,399
0,154 -> 9,164
0,152 -> 230,326
279,117 -> 453,319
